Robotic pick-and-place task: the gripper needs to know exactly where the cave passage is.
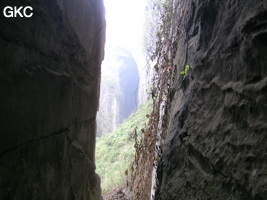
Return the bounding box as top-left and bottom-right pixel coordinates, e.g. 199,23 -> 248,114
1,0 -> 267,200
95,0 -> 149,197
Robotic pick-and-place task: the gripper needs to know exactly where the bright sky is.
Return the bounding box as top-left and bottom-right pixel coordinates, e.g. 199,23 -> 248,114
104,0 -> 146,54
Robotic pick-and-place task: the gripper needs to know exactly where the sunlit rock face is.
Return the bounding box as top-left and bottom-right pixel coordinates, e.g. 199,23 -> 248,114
0,0 -> 105,199
156,0 -> 267,200
97,48 -> 139,136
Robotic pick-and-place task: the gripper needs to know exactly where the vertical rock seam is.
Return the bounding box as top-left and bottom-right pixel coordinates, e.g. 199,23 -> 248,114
0,0 -> 105,200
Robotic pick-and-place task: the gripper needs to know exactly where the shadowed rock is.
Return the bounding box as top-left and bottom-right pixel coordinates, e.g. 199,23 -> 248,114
0,0 -> 105,199
155,0 -> 267,200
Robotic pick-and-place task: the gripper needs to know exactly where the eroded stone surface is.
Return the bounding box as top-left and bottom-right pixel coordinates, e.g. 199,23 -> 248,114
104,187 -> 129,200
0,0 -> 105,199
156,1 -> 267,200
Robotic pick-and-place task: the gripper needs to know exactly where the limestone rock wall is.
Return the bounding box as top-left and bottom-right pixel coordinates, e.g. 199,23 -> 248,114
156,0 -> 267,200
97,49 -> 139,136
0,0 -> 105,199
117,54 -> 139,125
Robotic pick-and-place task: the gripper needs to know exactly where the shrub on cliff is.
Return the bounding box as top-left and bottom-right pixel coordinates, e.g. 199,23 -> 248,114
96,100 -> 152,194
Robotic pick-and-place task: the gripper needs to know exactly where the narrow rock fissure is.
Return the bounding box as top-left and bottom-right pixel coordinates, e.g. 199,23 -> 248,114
1,0 -> 267,199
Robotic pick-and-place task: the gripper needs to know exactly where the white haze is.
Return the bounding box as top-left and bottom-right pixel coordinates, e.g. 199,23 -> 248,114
104,0 -> 145,54
103,0 -> 148,105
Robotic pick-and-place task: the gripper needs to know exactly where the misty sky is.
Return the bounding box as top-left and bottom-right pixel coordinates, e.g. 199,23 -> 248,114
103,0 -> 145,55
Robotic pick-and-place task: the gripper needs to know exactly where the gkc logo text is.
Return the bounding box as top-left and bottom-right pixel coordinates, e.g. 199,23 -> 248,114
3,6 -> 33,18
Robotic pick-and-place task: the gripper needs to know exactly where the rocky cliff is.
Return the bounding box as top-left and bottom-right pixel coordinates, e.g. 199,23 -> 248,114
0,0 -> 105,199
155,0 -> 267,200
125,0 -> 267,200
117,52 -> 139,125
97,48 -> 139,136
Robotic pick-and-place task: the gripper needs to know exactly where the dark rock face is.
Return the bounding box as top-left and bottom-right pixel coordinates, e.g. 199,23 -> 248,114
0,0 -> 105,199
156,1 -> 267,200
97,48 -> 139,136
104,187 -> 128,200
117,54 -> 139,125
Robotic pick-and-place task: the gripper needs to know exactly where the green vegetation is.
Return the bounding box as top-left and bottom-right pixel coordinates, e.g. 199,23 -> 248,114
96,100 -> 153,194
180,65 -> 190,77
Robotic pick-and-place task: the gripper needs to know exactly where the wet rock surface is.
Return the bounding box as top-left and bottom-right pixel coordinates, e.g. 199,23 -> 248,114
0,0 -> 105,199
156,0 -> 267,200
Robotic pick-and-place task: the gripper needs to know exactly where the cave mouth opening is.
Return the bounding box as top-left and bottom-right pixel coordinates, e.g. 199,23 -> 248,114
95,0 -> 149,196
